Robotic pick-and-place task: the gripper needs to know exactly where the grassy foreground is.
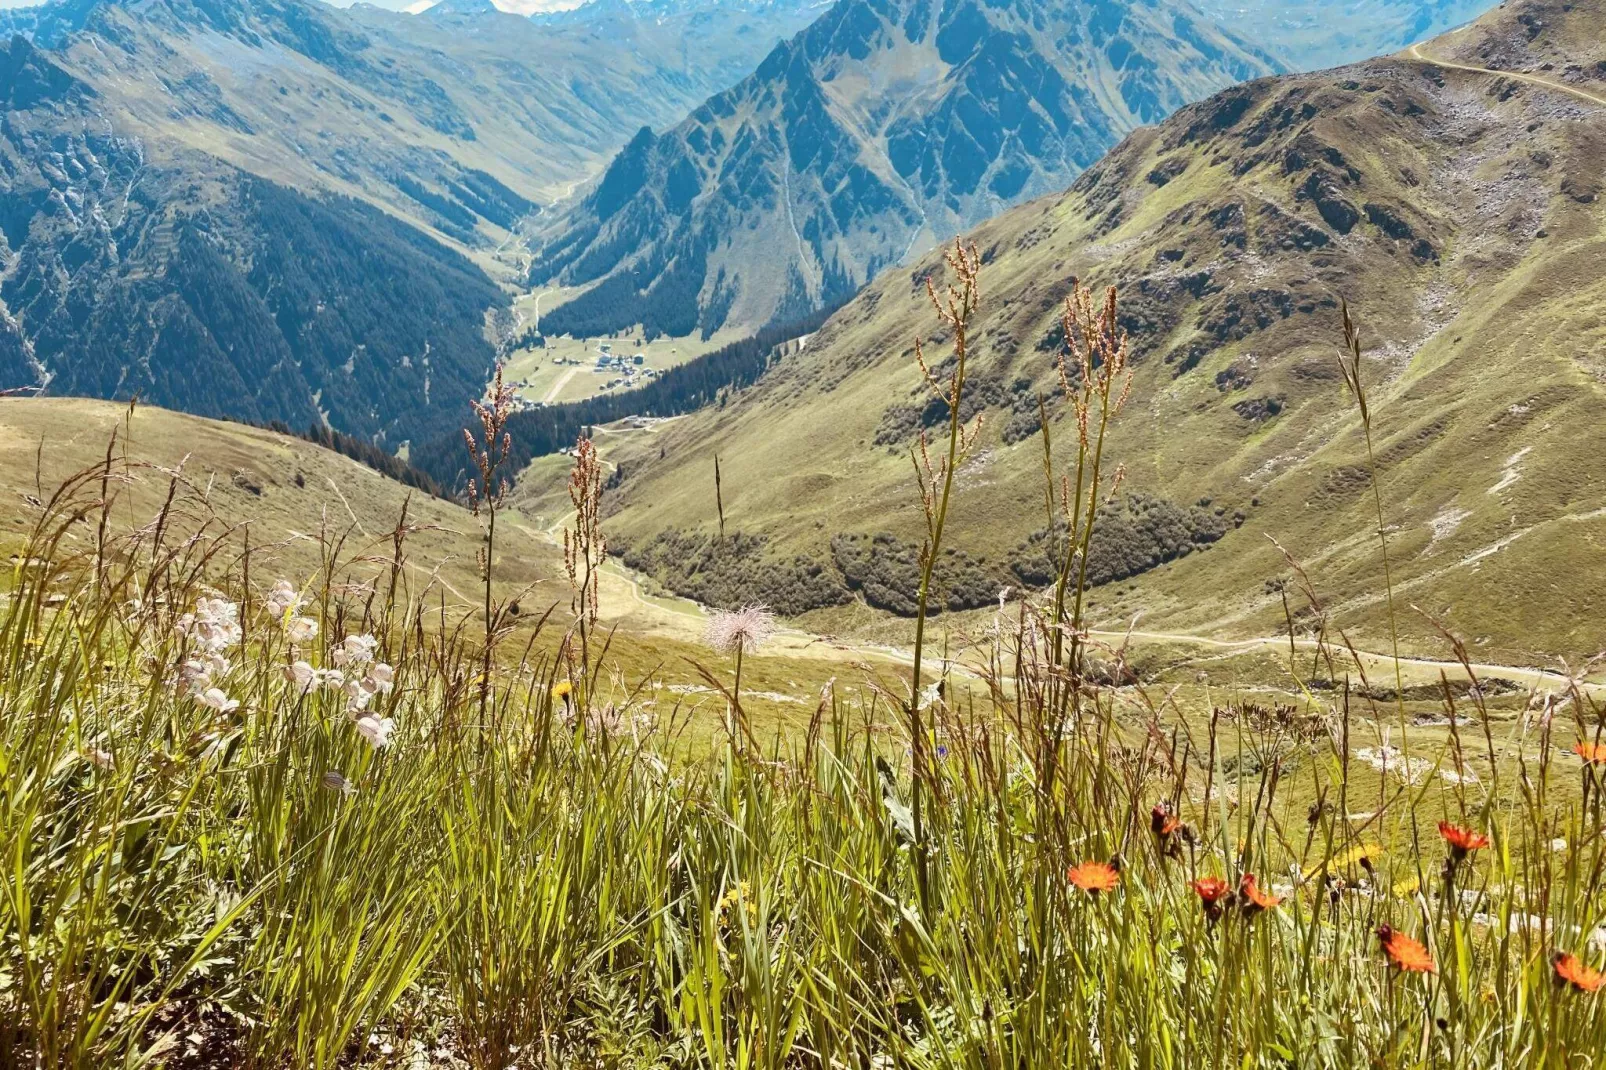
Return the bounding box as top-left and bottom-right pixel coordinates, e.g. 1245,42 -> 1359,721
6,274 -> 1606,1070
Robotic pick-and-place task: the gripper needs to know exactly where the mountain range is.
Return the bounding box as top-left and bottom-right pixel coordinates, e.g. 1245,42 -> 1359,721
0,0 -> 822,444
550,0 -> 1606,662
527,0 -> 1282,338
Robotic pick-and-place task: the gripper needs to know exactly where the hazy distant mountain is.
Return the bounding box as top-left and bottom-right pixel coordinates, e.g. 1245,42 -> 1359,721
528,0 -> 1281,339
1194,0 -> 1495,70
0,0 -> 821,444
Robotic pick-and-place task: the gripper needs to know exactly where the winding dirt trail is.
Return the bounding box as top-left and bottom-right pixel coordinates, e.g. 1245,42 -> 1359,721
1409,42 -> 1606,108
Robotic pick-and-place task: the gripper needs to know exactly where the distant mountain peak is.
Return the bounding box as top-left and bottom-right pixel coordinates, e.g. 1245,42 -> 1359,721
530,0 -> 1282,338
423,0 -> 505,17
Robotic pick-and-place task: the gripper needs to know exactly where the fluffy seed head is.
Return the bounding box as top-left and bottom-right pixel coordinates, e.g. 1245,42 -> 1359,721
704,605 -> 777,656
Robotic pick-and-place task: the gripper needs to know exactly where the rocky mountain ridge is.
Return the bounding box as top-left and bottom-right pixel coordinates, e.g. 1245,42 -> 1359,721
528,0 -> 1281,338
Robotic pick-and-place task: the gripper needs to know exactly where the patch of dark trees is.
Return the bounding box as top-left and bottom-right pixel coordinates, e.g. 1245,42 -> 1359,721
618,493 -> 1244,618
238,417 -> 449,500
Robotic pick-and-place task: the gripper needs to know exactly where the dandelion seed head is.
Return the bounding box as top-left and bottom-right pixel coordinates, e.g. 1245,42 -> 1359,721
703,605 -> 776,656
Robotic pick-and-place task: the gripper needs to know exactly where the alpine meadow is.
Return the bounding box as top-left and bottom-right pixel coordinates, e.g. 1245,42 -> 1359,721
6,0 -> 1606,1067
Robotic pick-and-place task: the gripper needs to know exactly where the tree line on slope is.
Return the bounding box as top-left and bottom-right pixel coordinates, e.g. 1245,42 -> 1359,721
239,417 -> 449,500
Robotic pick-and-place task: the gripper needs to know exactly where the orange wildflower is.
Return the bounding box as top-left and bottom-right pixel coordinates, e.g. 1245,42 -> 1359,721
1151,803 -> 1182,838
1437,821 -> 1490,862
1554,953 -> 1605,994
1575,740 -> 1606,765
1068,860 -> 1121,895
1238,873 -> 1281,913
1376,925 -> 1436,974
1193,876 -> 1231,922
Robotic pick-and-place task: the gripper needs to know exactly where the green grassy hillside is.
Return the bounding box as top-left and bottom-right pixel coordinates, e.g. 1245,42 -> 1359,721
565,0 -> 1606,666
0,396 -> 871,727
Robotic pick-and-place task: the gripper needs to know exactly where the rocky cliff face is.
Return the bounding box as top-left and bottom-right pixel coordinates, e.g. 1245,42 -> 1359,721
529,0 -> 1280,338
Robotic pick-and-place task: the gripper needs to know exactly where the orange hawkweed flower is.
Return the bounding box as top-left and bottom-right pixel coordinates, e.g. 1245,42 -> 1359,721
1376,925 -> 1436,974
1554,953 -> 1605,994
1151,803 -> 1182,838
1238,873 -> 1281,913
1575,740 -> 1606,765
1068,860 -> 1121,895
1437,821 -> 1490,862
1193,876 -> 1231,921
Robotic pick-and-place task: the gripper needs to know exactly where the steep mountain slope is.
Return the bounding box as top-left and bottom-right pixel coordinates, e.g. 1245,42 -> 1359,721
0,0 -> 819,446
528,0 -> 1281,338
575,0 -> 1606,662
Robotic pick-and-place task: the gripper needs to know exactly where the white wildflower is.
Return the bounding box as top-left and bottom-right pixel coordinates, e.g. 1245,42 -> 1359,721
265,579 -> 303,620
320,669 -> 347,691
282,660 -> 320,695
179,658 -> 212,693
344,678 -> 374,714
85,746 -> 115,770
196,687 -> 240,714
177,596 -> 241,654
333,633 -> 379,668
365,662 -> 394,695
353,714 -> 395,749
703,605 -> 776,656
322,770 -> 357,795
286,616 -> 319,644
